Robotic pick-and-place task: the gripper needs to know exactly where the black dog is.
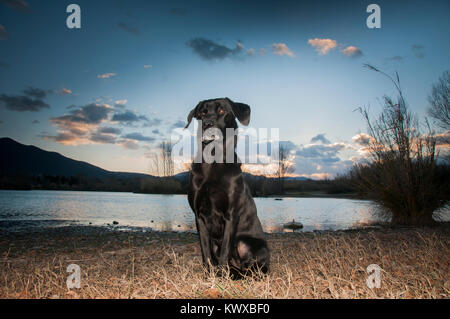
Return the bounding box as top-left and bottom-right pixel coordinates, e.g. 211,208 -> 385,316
185,97 -> 270,278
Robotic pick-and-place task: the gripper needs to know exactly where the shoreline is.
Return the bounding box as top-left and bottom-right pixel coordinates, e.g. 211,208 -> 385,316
0,188 -> 361,200
1,220 -> 447,238
0,219 -> 389,236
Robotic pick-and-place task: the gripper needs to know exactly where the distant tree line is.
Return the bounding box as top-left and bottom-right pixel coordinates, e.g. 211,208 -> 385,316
0,171 -> 360,198
0,174 -> 143,192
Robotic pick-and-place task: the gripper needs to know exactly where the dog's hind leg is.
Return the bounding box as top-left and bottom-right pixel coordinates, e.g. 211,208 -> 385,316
236,237 -> 270,275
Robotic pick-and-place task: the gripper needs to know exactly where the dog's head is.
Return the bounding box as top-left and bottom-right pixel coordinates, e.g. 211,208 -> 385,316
184,98 -> 250,141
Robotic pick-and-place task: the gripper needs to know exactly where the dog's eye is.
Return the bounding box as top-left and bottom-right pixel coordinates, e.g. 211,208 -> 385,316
199,110 -> 207,116
218,108 -> 225,115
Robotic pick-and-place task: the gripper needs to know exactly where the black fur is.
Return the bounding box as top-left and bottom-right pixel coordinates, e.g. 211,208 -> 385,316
185,98 -> 270,278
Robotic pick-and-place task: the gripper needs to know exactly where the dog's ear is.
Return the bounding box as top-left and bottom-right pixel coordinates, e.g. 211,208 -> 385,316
185,101 -> 203,129
231,102 -> 251,126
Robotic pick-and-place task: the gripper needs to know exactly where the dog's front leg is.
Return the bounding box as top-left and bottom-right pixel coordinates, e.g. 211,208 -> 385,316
196,217 -> 214,267
218,214 -> 234,266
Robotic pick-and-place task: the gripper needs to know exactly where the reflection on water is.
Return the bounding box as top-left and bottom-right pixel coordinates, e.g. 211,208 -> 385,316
0,190 -> 446,233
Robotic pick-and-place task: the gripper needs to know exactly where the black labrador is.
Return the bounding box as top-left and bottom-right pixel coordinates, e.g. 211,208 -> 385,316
185,97 -> 270,278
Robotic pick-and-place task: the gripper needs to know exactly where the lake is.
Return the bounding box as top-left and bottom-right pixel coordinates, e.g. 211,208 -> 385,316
0,190 -> 397,233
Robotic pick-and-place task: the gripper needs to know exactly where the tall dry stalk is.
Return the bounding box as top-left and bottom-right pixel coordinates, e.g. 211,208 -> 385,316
277,144 -> 294,194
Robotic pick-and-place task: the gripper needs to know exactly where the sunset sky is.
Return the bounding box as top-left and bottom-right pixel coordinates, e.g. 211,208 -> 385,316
1,0 -> 449,178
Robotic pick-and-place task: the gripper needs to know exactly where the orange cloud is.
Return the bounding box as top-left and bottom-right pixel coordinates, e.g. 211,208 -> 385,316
342,45 -> 363,58
272,43 -> 295,57
308,38 -> 337,55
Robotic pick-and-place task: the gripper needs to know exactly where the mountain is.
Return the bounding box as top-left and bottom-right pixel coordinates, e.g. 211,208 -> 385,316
0,137 -> 150,179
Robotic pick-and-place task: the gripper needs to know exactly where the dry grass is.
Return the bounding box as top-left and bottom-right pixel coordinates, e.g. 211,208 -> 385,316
0,225 -> 449,299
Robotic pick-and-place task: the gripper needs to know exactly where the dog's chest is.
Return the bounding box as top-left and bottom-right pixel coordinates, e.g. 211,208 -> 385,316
190,164 -> 243,218
196,181 -> 229,218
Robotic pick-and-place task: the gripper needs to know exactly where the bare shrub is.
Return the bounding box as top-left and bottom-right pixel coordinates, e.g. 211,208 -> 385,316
351,65 -> 449,225
148,141 -> 174,177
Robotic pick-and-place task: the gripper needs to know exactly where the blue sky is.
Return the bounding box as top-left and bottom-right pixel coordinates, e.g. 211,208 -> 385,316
0,0 -> 449,178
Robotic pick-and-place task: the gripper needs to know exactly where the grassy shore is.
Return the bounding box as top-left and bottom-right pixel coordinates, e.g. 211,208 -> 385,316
0,224 -> 449,299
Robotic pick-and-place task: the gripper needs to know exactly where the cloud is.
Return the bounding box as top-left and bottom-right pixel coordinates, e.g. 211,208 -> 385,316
247,48 -> 255,56
0,87 -> 50,112
43,104 -> 114,145
301,173 -> 334,180
122,132 -> 155,142
296,142 -> 349,158
186,37 -> 244,61
58,124 -> 121,146
0,0 -> 30,12
272,43 -> 295,57
43,102 -> 158,149
117,139 -> 139,150
0,24 -> 8,40
310,133 -> 331,144
143,64 -> 152,69
53,103 -> 113,126
308,38 -> 337,55
111,108 -> 161,127
412,44 -> 424,58
351,133 -> 377,157
98,126 -> 121,135
342,46 -> 363,58
143,117 -> 162,127
114,99 -> 127,108
97,73 -> 117,79
31,120 -> 39,124
40,132 -> 82,145
293,141 -> 354,179
57,88 -> 72,95
278,140 -> 297,151
111,110 -> 149,125
90,132 -> 117,144
22,87 -> 48,99
259,48 -> 266,56
239,136 -> 356,179
352,133 -> 374,146
172,120 -> 185,128
117,22 -> 140,36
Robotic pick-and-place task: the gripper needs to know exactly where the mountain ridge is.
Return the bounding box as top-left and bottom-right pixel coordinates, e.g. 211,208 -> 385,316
0,137 -> 151,179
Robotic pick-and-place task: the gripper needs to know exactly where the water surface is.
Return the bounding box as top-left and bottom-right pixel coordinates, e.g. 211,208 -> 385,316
0,190 -> 394,233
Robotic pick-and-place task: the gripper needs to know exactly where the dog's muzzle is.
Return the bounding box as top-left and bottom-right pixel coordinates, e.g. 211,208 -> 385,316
202,127 -> 222,144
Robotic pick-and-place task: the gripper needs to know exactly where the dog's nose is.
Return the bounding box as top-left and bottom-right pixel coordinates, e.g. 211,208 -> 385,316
203,121 -> 214,128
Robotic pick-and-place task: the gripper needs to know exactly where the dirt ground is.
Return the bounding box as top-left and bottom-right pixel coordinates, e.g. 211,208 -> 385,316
0,224 -> 449,299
